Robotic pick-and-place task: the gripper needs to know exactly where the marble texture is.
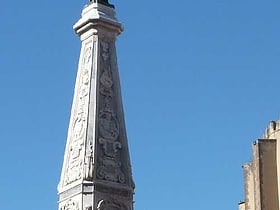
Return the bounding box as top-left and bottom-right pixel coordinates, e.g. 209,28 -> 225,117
58,3 -> 134,210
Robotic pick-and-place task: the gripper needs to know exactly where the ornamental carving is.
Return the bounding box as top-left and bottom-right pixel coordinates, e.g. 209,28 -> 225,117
65,140 -> 83,183
60,199 -> 79,210
97,157 -> 125,183
100,49 -> 113,98
100,68 -> 113,89
99,111 -> 119,140
83,45 -> 92,65
64,40 -> 94,185
96,41 -> 125,184
99,138 -> 121,157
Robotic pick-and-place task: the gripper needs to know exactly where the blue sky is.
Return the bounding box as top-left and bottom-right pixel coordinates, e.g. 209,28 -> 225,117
1,0 -> 280,209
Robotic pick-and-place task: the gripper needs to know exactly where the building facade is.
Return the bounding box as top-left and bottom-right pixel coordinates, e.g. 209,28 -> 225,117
239,121 -> 280,210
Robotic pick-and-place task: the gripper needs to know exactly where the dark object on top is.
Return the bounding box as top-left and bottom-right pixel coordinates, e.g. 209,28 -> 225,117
89,0 -> 114,8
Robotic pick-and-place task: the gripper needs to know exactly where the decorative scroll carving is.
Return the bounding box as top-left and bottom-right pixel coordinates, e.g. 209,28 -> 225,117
97,199 -> 127,210
100,70 -> 113,88
99,138 -> 121,157
83,45 -> 93,65
100,43 -> 113,98
60,199 -> 79,210
97,157 -> 125,183
64,40 -> 94,185
96,40 -> 125,184
99,111 -> 119,140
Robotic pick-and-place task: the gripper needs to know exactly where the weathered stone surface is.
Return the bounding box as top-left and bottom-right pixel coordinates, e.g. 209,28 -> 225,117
57,3 -> 134,210
242,163 -> 255,210
240,120 -> 280,210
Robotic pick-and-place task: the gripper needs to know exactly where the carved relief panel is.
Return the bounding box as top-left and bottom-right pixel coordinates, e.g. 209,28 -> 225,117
60,199 -> 80,210
63,38 -> 95,186
96,40 -> 125,184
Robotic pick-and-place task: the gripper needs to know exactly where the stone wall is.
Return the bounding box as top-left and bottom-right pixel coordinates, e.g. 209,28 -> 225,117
240,120 -> 280,210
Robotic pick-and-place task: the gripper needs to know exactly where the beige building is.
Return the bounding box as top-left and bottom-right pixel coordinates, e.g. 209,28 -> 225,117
239,120 -> 280,210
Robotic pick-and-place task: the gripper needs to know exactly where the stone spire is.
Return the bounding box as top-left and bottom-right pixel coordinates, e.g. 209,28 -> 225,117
57,2 -> 135,210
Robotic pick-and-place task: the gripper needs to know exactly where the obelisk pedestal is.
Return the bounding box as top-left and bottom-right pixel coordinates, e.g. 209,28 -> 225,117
57,2 -> 134,210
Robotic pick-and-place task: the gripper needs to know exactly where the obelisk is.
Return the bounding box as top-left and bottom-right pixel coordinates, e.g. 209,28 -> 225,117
57,1 -> 135,209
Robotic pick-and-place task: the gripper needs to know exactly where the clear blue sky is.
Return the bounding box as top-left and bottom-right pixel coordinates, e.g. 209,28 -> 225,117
1,0 -> 280,210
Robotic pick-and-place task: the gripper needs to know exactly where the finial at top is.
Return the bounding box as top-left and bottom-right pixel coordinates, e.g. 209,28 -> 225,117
89,0 -> 115,8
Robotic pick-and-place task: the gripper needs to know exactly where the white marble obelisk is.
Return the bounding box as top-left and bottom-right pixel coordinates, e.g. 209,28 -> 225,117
57,2 -> 134,210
